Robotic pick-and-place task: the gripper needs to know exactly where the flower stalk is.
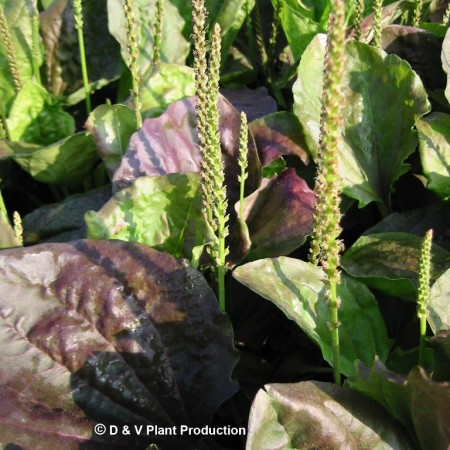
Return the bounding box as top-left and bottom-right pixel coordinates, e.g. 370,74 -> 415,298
13,211 -> 23,247
152,0 -> 164,67
74,0 -> 91,115
0,5 -> 22,91
354,0 -> 364,41
413,0 -> 423,27
372,0 -> 382,48
309,0 -> 347,385
417,229 -> 433,367
443,3 -> 450,26
192,0 -> 229,312
123,0 -> 142,129
238,112 -> 249,219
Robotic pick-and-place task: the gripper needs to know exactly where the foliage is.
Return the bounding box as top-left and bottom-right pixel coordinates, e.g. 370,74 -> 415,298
0,0 -> 450,448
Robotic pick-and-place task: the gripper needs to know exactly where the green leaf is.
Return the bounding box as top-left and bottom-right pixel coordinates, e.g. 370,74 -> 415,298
0,210 -> 20,249
0,240 -> 238,448
85,173 -> 208,261
0,0 -> 38,115
416,112 -> 450,201
22,185 -> 111,244
293,36 -> 430,208
39,0 -> 122,97
1,131 -> 99,188
107,0 -> 190,75
429,267 -> 450,334
442,28 -> 450,104
246,381 -> 413,450
276,0 -> 328,61
85,104 -> 136,177
341,232 -> 450,301
139,63 -> 196,118
233,257 -> 392,377
349,361 -> 450,449
7,81 -> 75,146
428,331 -> 450,381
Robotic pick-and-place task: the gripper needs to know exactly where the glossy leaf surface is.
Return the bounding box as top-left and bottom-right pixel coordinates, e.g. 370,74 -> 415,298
341,232 -> 450,301
233,257 -> 392,377
1,132 -> 99,188
85,173 -> 207,261
417,112 -> 450,201
240,169 -> 315,261
0,240 -> 237,449
246,381 -> 413,449
293,36 -> 430,208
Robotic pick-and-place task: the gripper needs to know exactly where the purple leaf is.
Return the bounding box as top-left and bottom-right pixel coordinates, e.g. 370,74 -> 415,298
249,112 -> 310,167
112,95 -> 262,202
241,168 -> 315,261
221,86 -> 277,121
0,240 -> 237,448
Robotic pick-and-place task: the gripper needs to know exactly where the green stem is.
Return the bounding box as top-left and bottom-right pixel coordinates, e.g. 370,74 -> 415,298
329,281 -> 341,385
74,0 -> 91,115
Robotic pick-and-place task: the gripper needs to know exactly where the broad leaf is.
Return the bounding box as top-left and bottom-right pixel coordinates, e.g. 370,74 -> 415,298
276,0 -> 328,61
248,112 -> 310,167
40,0 -> 122,97
429,267 -> 450,334
442,27 -> 450,104
416,112 -> 450,201
0,240 -> 238,448
233,257 -> 392,377
293,36 -> 430,208
0,210 -> 20,249
1,131 -> 99,188
108,0 -> 190,75
22,185 -> 111,244
0,0 -> 38,116
112,95 -> 262,204
428,331 -> 450,382
85,173 -> 207,261
381,25 -> 446,92
341,232 -> 450,301
349,360 -> 450,450
86,104 -> 136,177
7,81 -> 75,146
240,169 -> 315,261
221,87 -> 277,122
246,381 -> 413,449
139,63 -> 196,118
